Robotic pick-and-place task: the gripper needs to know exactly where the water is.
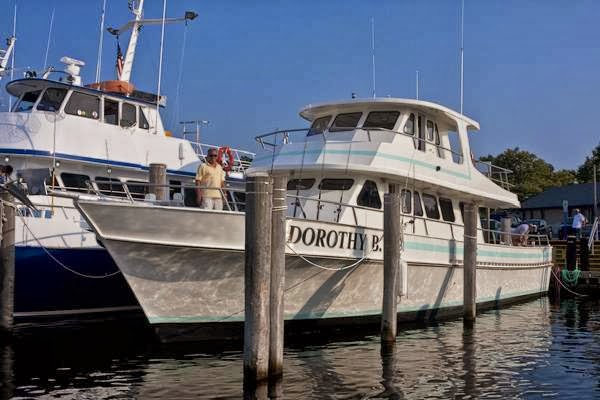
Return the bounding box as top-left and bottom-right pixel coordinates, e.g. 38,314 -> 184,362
2,297 -> 599,399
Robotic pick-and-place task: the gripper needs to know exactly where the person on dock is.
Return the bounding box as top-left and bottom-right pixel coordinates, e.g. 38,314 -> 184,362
195,149 -> 225,210
511,223 -> 530,246
572,209 -> 587,239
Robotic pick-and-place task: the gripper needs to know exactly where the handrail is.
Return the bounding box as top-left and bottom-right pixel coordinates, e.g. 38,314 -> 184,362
588,217 -> 599,254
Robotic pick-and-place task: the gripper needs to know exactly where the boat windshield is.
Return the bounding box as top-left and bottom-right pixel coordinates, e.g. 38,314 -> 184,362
36,88 -> 68,112
12,90 -> 42,112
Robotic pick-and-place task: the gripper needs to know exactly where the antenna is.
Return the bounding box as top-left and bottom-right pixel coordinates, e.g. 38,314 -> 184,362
371,17 -> 376,98
95,0 -> 107,82
43,7 -> 55,70
155,0 -> 167,132
460,0 -> 464,114
416,70 -> 419,100
8,0 -> 16,111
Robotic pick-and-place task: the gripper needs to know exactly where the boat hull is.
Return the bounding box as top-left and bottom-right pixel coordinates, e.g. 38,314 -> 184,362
14,245 -> 140,320
102,238 -> 551,341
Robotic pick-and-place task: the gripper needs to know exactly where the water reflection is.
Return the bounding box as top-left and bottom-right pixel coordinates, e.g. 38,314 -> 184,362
5,298 -> 600,399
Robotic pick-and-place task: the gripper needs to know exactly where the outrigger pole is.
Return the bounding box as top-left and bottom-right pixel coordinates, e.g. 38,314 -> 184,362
0,36 -> 16,81
106,0 -> 198,83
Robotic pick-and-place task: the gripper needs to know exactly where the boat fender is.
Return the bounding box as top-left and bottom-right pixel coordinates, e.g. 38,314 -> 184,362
398,259 -> 408,298
217,146 -> 235,172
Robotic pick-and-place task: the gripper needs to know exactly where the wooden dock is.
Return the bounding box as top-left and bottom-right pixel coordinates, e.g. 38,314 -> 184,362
551,239 -> 600,293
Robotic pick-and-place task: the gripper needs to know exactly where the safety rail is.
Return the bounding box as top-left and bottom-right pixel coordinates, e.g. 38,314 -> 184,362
479,226 -> 550,247
588,217 -> 599,254
188,142 -> 255,173
473,160 -> 513,191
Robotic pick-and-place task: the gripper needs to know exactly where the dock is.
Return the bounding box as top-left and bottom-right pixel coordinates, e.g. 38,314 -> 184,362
551,239 -> 600,295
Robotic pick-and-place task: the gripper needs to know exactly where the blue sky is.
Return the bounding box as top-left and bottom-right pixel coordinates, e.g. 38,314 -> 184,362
1,0 -> 598,170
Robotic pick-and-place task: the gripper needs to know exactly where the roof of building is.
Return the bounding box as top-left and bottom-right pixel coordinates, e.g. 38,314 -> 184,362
521,183 -> 597,209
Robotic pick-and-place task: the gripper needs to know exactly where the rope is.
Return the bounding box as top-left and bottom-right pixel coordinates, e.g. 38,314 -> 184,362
17,213 -> 121,279
285,233 -> 383,271
561,268 -> 581,285
551,267 -> 587,297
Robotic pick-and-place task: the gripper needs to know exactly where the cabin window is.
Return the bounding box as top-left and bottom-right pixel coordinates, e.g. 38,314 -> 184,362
17,168 -> 51,195
329,113 -> 362,132
287,178 -> 315,191
362,111 -> 400,130
126,180 -> 147,199
319,178 -> 354,191
104,99 -> 119,125
357,180 -> 381,209
13,90 -> 42,112
403,113 -> 415,135
414,192 -> 423,217
439,197 -> 455,222
121,103 -> 136,127
60,173 -> 91,193
37,88 -> 67,112
426,120 -> 434,141
65,92 -> 99,119
423,194 -> 440,219
308,116 -> 331,136
95,177 -> 125,197
401,189 -> 412,214
417,116 -> 425,151
139,108 -> 150,129
435,123 -> 444,158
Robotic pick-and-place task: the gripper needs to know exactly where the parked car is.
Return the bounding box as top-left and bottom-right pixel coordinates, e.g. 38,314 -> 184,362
481,218 -> 502,243
524,219 -> 552,239
490,212 -> 522,228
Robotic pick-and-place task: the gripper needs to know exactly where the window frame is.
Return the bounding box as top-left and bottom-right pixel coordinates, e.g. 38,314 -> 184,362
60,172 -> 91,193
13,90 -> 42,112
329,112 -> 363,132
287,178 -> 316,191
318,178 -> 354,191
422,193 -> 440,220
356,180 -> 382,209
439,197 -> 456,222
362,111 -> 400,131
64,91 -> 100,120
307,115 -> 332,136
36,88 -> 68,112
121,102 -> 137,127
103,98 -> 119,125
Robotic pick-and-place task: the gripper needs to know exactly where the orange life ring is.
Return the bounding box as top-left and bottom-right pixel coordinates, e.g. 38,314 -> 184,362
216,146 -> 234,172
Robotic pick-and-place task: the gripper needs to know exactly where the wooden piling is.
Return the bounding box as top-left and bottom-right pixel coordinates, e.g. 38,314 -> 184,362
382,184 -> 401,342
463,202 -> 477,323
149,163 -> 168,201
0,192 -> 15,333
244,175 -> 272,388
269,175 -> 287,383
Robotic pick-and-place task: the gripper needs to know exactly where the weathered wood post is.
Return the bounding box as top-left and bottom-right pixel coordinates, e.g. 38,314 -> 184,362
149,163 -> 168,201
269,175 -> 287,397
0,192 -> 15,334
269,177 -> 287,373
463,202 -> 477,323
244,174 -> 272,389
382,184 -> 401,342
501,217 -> 512,245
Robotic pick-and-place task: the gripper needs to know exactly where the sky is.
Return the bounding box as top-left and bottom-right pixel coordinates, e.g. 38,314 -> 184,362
0,0 -> 598,171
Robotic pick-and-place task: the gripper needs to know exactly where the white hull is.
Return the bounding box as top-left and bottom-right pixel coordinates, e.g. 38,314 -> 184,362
77,201 -> 552,331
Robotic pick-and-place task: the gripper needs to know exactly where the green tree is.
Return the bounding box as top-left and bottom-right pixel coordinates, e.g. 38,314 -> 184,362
552,169 -> 577,186
480,147 -> 562,201
576,143 -> 600,183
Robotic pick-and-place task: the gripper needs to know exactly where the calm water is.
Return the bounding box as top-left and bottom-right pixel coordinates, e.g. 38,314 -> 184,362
1,297 -> 599,399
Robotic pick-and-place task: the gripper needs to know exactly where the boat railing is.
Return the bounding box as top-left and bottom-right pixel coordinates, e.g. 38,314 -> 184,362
255,127 -> 466,163
473,160 -> 513,190
188,142 -> 255,173
478,225 -> 550,246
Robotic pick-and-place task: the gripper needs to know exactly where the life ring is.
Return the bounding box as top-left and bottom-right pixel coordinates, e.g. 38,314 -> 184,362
216,146 -> 234,172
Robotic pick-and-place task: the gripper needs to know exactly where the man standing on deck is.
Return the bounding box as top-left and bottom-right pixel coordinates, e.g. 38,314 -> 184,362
572,209 -> 587,239
195,149 -> 225,210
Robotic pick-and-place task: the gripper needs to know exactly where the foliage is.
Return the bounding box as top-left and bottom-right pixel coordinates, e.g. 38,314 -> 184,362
576,143 -> 600,183
480,147 -> 575,201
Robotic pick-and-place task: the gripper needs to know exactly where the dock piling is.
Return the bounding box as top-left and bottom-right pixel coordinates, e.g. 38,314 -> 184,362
244,175 -> 272,388
463,202 -> 477,323
269,175 -> 287,384
0,192 -> 15,334
382,184 -> 401,342
149,163 -> 168,201
501,217 -> 511,245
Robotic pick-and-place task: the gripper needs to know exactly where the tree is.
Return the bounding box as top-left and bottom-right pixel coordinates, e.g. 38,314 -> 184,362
480,147 -> 571,201
576,143 -> 600,183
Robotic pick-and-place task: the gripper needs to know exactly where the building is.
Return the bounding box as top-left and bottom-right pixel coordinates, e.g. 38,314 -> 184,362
520,183 -> 598,234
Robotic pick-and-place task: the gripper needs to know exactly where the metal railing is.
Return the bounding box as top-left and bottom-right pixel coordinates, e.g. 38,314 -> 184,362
188,142 -> 255,173
473,160 -> 513,190
588,217 -> 599,254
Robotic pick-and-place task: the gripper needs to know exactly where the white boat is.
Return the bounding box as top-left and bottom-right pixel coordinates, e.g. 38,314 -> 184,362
0,2 -> 253,319
74,97 -> 553,341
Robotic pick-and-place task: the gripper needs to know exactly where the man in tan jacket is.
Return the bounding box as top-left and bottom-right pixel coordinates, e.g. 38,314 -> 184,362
195,149 -> 225,210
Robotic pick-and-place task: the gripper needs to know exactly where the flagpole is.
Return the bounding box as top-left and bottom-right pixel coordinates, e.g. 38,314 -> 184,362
155,0 -> 167,133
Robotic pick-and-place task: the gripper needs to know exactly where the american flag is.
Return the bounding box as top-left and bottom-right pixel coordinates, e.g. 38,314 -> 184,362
116,42 -> 124,80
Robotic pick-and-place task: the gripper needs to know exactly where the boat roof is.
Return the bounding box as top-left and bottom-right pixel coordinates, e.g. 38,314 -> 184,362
299,98 -> 480,131
5,78 -> 166,107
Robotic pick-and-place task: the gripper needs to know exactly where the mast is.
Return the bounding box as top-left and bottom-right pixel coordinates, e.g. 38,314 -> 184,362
120,0 -> 144,83
8,0 -> 17,110
42,7 -> 55,70
95,0 -> 107,82
371,17 -> 376,98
